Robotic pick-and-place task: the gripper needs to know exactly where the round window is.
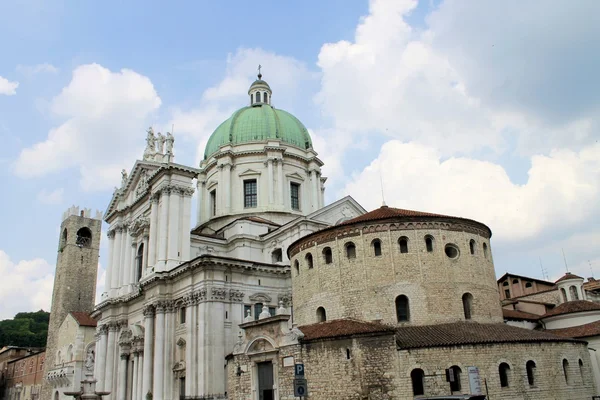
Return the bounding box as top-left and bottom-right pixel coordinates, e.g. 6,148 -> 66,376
444,244 -> 460,259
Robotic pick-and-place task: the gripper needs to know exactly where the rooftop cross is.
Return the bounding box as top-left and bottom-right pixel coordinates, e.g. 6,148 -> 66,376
258,64 -> 262,79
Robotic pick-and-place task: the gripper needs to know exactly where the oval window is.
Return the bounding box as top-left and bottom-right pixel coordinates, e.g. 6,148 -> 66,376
444,244 -> 459,259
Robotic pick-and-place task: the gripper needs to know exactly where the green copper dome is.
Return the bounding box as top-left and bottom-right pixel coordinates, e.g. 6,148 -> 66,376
203,104 -> 312,159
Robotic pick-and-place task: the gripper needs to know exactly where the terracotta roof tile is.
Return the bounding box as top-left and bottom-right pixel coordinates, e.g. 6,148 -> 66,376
541,300 -> 600,318
584,280 -> 600,291
70,312 -> 97,327
299,319 -> 396,341
502,309 -> 541,321
556,272 -> 584,283
548,321 -> 600,339
395,322 -> 580,349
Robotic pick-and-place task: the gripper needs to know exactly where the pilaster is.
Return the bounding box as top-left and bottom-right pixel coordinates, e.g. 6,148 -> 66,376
142,306 -> 155,400
167,188 -> 181,269
153,302 -> 166,400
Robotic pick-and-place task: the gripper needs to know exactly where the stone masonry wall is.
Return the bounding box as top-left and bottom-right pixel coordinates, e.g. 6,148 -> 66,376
291,223 -> 502,326
397,341 -> 595,400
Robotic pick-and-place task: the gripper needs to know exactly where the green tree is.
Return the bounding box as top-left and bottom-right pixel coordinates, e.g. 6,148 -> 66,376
0,310 -> 50,348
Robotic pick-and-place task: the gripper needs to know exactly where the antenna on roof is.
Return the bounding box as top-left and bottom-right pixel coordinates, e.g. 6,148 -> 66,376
539,256 -> 549,281
589,260 -> 595,279
379,167 -> 386,207
561,248 -> 569,273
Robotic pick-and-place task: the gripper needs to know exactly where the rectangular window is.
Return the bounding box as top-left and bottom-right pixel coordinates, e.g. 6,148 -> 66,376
290,182 -> 300,210
244,304 -> 251,319
244,179 -> 257,208
254,303 -> 263,320
180,307 -> 186,324
210,189 -> 217,216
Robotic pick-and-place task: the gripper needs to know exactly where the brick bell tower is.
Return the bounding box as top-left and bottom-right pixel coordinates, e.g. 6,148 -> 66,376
41,206 -> 102,400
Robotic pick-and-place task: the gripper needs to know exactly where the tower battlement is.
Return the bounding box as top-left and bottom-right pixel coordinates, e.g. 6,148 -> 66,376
62,205 -> 103,222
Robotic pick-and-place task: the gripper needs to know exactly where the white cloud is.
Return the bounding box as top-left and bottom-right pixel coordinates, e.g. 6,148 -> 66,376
341,141 -> 600,242
0,250 -> 55,319
16,63 -> 59,76
315,0 -> 600,157
37,188 -> 64,205
13,63 -> 161,191
0,76 -> 18,95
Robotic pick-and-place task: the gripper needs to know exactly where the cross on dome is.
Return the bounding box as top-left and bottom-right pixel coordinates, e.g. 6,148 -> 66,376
249,65 -> 272,106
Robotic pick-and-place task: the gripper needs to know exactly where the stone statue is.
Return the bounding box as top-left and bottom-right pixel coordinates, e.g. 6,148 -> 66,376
165,132 -> 174,154
84,347 -> 95,374
156,132 -> 165,154
121,169 -> 128,187
143,127 -> 156,160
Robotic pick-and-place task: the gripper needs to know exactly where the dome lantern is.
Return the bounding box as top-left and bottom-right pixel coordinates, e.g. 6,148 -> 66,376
248,65 -> 272,106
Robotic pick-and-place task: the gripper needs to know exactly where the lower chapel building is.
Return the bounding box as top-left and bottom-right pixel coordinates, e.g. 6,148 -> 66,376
32,75 -> 599,400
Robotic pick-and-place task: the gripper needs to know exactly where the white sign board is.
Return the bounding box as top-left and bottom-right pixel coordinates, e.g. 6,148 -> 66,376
467,366 -> 484,395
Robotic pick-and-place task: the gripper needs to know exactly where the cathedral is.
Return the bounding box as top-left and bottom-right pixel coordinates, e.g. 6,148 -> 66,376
39,74 -> 597,400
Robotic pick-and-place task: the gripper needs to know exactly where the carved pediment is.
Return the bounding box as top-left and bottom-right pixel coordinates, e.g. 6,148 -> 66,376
238,168 -> 262,177
307,196 -> 365,226
248,339 -> 275,354
285,172 -> 305,181
249,293 -> 272,303
206,179 -> 218,190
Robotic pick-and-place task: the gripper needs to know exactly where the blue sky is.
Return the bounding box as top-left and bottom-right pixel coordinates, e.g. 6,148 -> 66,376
1,0 -> 599,319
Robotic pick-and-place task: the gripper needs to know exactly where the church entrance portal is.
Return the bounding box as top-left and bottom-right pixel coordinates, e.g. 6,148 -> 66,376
257,361 -> 274,400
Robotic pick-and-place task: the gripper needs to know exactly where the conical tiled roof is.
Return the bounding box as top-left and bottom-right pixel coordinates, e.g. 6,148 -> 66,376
541,300 -> 600,318
556,272 -> 584,283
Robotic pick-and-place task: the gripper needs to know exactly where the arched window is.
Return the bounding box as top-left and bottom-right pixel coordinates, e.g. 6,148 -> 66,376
563,359 -> 570,384
560,288 -> 568,302
67,345 -> 73,362
411,368 -> 425,396
256,92 -> 261,103
251,93 -> 254,104
346,242 -> 356,259
499,362 -> 510,387
469,239 -> 475,255
525,282 -> 533,288
398,237 -> 409,253
76,227 -> 92,247
264,92 -> 268,103
316,307 -> 326,322
136,243 -> 144,281
55,392 -> 59,400
323,247 -> 333,264
449,365 -> 461,392
425,236 -> 434,252
294,260 -> 299,276
579,359 -> 584,382
526,360 -> 536,386
502,281 -> 509,286
512,279 -> 519,284
395,295 -> 410,322
372,239 -> 382,256
462,293 -> 473,320
482,243 -> 488,259
306,253 -> 313,269
271,248 -> 283,263
569,285 -> 579,300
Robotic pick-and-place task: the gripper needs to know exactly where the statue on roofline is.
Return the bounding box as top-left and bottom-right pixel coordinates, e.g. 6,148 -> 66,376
143,127 -> 156,160
166,132 -> 174,154
156,132 -> 165,154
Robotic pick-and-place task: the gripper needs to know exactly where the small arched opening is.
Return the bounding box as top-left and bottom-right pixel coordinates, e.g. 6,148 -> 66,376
526,360 -> 536,386
449,365 -> 462,392
136,243 -> 144,281
560,287 -> 568,302
316,307 -> 326,322
569,285 -> 579,300
60,228 -> 68,249
76,227 -> 92,247
563,359 -> 570,384
345,242 -> 356,259
256,92 -> 261,103
462,293 -> 473,320
411,368 -> 425,396
372,239 -> 382,256
306,253 -> 313,269
323,247 -> 333,264
395,295 -> 410,322
482,243 -> 488,259
425,235 -> 434,252
271,248 -> 283,263
499,362 -> 510,387
294,260 -> 300,276
579,359 -> 584,382
469,239 -> 475,255
398,237 -> 409,253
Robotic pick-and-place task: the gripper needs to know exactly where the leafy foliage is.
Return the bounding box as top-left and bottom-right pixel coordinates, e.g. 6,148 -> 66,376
0,310 -> 49,348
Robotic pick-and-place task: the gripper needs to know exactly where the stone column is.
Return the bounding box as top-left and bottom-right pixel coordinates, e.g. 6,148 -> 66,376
142,307 -> 154,400
311,170 -> 319,211
142,234 -> 149,277
196,301 -> 206,395
111,227 -> 123,290
320,182 -> 325,208
167,188 -> 181,269
148,195 -> 159,268
277,159 -> 284,207
137,352 -> 144,400
118,353 -> 129,400
180,188 -> 193,261
122,226 -> 132,287
196,180 -> 204,226
105,323 -> 118,400
267,159 -> 274,205
163,304 -> 175,399
224,164 -> 232,213
131,352 -> 139,400
184,297 -> 194,396
153,303 -> 166,400
105,231 -> 115,295
157,189 -> 170,272
95,325 -> 108,391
